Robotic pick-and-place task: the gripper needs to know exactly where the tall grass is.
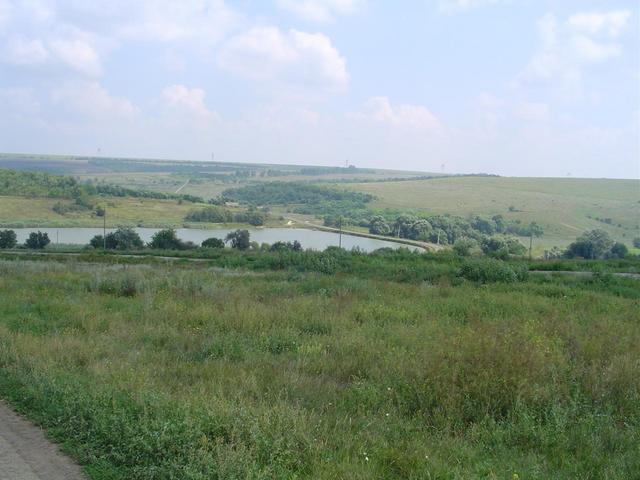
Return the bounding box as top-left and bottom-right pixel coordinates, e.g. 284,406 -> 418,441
0,259 -> 638,478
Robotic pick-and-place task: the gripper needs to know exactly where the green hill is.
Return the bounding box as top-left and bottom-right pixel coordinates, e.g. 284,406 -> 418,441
345,176 -> 640,250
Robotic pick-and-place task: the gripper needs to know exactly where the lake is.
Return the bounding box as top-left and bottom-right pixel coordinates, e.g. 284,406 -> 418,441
11,227 -> 413,252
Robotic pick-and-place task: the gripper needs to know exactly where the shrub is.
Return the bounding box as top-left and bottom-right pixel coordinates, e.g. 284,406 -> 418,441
633,237 -> 640,249
459,258 -> 524,283
185,207 -> 233,223
201,237 -> 225,249
453,238 -> 476,256
565,229 -> 613,259
608,242 -> 628,259
149,229 -> 188,250
0,229 -> 17,249
226,230 -> 250,250
24,231 -> 50,249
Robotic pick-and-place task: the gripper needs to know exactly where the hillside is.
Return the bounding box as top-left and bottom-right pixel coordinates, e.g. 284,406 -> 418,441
344,176 -> 640,250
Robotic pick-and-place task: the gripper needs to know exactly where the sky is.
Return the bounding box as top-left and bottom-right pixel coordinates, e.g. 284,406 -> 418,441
0,0 -> 638,178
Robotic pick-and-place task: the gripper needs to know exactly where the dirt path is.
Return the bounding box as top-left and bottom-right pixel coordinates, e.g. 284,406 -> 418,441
0,401 -> 85,480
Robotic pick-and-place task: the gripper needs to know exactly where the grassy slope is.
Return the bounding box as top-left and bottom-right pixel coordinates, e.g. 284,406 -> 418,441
0,258 -> 638,479
0,195 -> 206,228
346,177 -> 640,249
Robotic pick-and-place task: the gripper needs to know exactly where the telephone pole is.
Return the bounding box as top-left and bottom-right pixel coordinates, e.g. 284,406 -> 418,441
338,216 -> 343,248
103,206 -> 107,250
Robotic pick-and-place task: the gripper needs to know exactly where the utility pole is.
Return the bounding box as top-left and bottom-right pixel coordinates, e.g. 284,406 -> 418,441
529,231 -> 533,260
338,216 -> 343,249
103,206 -> 107,250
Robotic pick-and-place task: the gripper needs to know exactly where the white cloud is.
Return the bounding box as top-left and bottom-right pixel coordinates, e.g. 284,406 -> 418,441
48,36 -> 102,76
0,87 -> 40,117
51,82 -> 138,119
566,11 -> 631,37
517,10 -> 631,91
277,0 -> 363,23
161,84 -> 216,119
439,0 -> 506,14
0,0 -> 12,31
513,101 -> 549,122
115,0 -> 240,44
2,36 -> 49,64
351,96 -> 443,133
0,1 -> 241,77
218,27 -> 349,92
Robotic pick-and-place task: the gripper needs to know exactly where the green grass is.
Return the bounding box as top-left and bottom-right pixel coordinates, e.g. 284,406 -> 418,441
0,257 -> 638,479
345,177 -> 640,252
0,195 -> 286,228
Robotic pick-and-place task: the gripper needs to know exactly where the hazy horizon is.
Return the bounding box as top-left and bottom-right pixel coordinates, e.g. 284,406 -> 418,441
1,1 -> 639,179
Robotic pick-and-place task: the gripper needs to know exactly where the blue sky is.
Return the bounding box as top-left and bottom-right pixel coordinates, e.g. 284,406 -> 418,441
0,0 -> 638,178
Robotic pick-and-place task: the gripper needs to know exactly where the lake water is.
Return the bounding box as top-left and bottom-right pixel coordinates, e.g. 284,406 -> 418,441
11,227 -> 412,252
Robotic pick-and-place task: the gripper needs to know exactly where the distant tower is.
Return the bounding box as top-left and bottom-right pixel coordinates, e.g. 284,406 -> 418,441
441,163 -> 445,173
211,152 -> 215,161
97,147 -> 101,156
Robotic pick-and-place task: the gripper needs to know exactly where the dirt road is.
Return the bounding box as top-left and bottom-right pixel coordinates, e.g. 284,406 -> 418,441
0,401 -> 85,480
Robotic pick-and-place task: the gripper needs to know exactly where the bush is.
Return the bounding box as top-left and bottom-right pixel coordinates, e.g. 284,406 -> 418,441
565,230 -> 614,259
149,229 -> 188,250
269,241 -> 302,252
634,237 -> 640,249
459,258 -> 527,283
226,229 -> 250,250
201,237 -> 225,249
0,229 -> 17,249
185,207 -> 233,223
608,242 -> 628,259
24,231 -> 51,249
453,238 -> 476,256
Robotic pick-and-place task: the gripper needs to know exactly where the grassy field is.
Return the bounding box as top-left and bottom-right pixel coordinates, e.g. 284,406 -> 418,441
0,257 -> 638,479
345,177 -> 640,250
0,195 -> 211,228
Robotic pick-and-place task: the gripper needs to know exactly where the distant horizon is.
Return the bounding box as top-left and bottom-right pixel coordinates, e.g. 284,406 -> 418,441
1,150 -> 639,181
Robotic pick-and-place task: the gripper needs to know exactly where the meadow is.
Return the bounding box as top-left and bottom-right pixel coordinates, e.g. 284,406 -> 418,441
0,256 -> 638,479
0,195 -> 207,228
345,176 -> 640,251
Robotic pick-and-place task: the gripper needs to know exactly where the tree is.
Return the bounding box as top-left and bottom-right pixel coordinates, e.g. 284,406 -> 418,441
24,231 -> 50,249
369,215 -> 391,236
149,229 -> 185,250
225,229 -> 250,250
565,229 -> 613,259
0,229 -> 17,249
607,242 -> 628,259
481,236 -> 525,259
102,227 -> 144,250
471,216 -> 495,235
89,235 -> 104,249
269,240 -> 302,252
453,238 -> 476,256
201,237 -> 225,249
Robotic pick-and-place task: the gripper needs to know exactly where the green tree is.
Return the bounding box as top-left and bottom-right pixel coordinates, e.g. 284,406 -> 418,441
24,231 -> 50,249
149,229 -> 185,250
100,227 -> 144,250
0,229 -> 17,249
608,242 -> 628,259
453,238 -> 476,256
369,215 -> 391,236
225,229 -> 250,250
565,229 -> 614,259
201,237 -> 225,249
89,235 -> 104,249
